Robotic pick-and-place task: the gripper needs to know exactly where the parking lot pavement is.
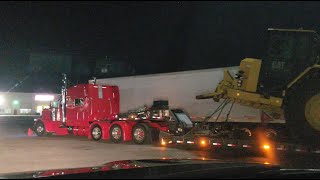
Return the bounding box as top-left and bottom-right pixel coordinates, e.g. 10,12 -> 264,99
2,134 -> 320,175
0,136 -> 199,174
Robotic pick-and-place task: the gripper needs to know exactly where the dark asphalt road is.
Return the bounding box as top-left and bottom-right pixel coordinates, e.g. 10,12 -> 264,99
1,116 -> 320,170
189,148 -> 320,169
0,116 -> 36,138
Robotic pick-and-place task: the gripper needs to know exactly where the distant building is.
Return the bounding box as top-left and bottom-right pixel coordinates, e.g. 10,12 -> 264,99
94,56 -> 135,78
0,92 -> 59,115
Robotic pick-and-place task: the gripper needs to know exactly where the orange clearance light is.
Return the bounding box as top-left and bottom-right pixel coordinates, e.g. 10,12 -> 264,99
161,138 -> 166,146
199,139 -> 208,147
263,144 -> 270,150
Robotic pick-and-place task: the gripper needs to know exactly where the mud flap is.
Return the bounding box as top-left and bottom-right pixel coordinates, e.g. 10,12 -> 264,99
149,127 -> 160,143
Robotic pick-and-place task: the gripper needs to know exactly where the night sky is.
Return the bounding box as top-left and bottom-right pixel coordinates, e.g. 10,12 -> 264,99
0,1 -> 320,93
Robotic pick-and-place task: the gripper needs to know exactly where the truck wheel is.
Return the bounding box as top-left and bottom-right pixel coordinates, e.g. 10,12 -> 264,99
284,80 -> 320,145
34,121 -> 46,137
110,125 -> 123,143
91,125 -> 102,141
132,124 -> 151,145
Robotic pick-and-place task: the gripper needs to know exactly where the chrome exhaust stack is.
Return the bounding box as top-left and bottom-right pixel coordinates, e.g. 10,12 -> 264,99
61,73 -> 67,126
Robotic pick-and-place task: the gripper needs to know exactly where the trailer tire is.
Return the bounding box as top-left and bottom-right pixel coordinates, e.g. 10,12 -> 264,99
110,124 -> 123,143
34,121 -> 46,137
284,80 -> 320,145
91,125 -> 102,141
132,123 -> 151,145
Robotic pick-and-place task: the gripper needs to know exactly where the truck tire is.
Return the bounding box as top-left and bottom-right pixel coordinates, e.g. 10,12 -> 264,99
132,123 -> 151,145
91,125 -> 102,141
34,121 -> 46,137
284,80 -> 320,145
110,124 -> 123,143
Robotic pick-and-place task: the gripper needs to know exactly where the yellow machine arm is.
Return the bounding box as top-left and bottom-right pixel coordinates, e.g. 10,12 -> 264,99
196,58 -> 283,114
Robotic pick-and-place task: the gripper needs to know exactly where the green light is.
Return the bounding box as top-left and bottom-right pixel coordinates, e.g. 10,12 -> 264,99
13,100 -> 19,105
52,101 -> 58,108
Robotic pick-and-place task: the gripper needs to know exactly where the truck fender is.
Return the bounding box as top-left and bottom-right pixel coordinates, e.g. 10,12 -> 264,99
285,65 -> 320,95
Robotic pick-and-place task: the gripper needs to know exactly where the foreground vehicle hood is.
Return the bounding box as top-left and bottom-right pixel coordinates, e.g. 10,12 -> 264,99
0,158 -> 318,179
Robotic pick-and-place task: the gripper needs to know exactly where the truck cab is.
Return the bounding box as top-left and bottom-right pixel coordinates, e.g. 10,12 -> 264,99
64,84 -> 119,125
33,83 -> 120,137
167,109 -> 193,136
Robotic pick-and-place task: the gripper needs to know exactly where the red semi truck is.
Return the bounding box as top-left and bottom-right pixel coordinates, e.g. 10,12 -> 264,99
29,74 -> 192,144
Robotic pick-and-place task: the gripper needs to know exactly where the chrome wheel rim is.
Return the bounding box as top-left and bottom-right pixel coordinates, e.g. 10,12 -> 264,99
92,127 -> 102,139
133,128 -> 145,141
36,125 -> 44,133
112,127 -> 122,140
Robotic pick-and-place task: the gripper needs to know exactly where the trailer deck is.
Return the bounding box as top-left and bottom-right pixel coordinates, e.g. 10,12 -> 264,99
160,133 -> 320,155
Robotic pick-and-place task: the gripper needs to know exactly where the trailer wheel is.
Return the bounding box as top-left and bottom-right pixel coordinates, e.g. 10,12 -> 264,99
91,125 -> 102,141
110,124 -> 123,143
34,121 -> 46,137
132,124 -> 151,145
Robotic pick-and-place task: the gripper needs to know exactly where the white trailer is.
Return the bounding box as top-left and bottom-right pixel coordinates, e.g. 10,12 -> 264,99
90,67 -> 285,124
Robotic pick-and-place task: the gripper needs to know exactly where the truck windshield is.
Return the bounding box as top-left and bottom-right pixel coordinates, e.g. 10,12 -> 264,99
173,113 -> 193,128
